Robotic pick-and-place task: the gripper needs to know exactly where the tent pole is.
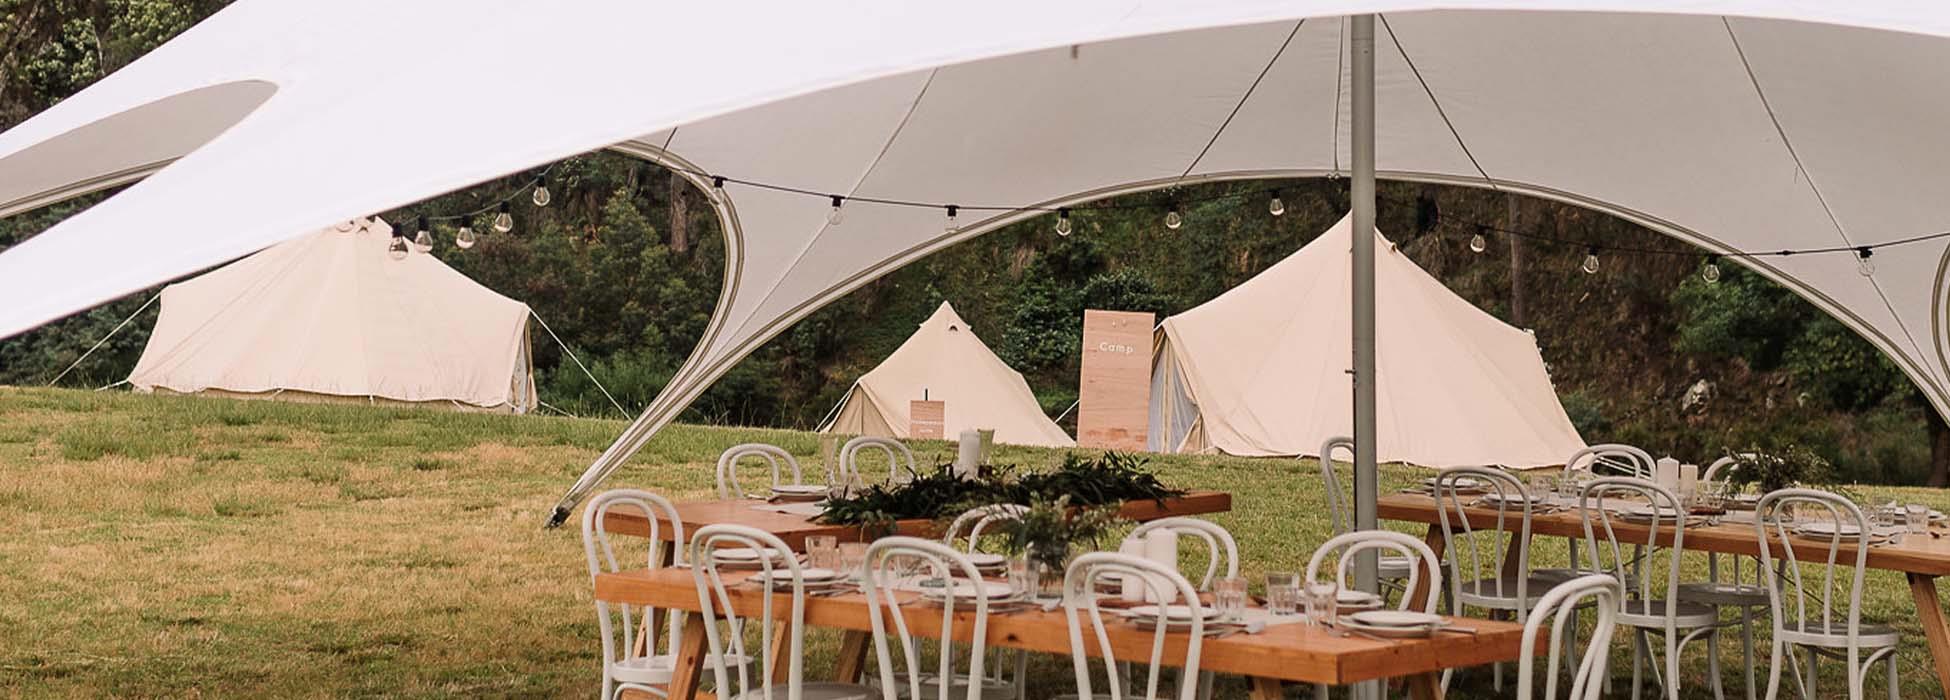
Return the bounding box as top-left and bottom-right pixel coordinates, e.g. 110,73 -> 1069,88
1349,14 -> 1380,595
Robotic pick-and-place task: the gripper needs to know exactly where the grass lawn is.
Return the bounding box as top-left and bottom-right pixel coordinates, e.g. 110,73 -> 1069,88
4,385 -> 1949,698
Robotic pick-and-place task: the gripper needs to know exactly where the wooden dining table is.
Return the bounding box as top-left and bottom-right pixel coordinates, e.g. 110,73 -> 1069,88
1378,491 -> 1950,695
595,565 -> 1530,700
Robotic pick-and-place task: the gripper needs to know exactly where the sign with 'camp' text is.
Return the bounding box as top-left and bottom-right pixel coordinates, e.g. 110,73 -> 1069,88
1078,309 -> 1153,451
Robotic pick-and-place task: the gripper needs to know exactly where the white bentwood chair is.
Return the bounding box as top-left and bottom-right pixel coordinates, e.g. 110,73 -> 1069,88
1566,444 -> 1657,479
692,524 -> 876,700
938,505 -> 1032,700
1518,574 -> 1622,700
717,443 -> 807,499
1680,454 -> 1770,700
1304,530 -> 1445,699
1316,436 -> 1416,591
1437,466 -> 1575,693
584,489 -> 747,699
1579,476 -> 1717,700
1753,489 -> 1901,700
863,536 -> 1011,700
1061,552 -> 1206,700
840,436 -> 917,486
1127,517 -> 1239,591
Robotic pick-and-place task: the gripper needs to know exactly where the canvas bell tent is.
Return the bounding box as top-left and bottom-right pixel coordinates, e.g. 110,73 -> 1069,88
1149,215 -> 1585,468
820,302 -> 1074,448
127,218 -> 538,413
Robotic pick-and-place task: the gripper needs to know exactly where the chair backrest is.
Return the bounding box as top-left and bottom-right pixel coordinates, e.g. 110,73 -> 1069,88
690,524 -> 808,700
1701,453 -> 1756,483
1753,488 -> 1875,647
1565,444 -> 1656,478
716,443 -> 804,499
1434,466 -> 1539,613
862,537 -> 995,700
1577,476 -> 1687,612
1518,574 -> 1620,700
581,489 -> 686,699
1699,453 -> 1761,589
1317,435 -> 1355,536
1305,530 -> 1442,613
942,504 -> 1029,552
840,436 -> 916,486
1128,517 -> 1240,591
1063,552 -> 1204,700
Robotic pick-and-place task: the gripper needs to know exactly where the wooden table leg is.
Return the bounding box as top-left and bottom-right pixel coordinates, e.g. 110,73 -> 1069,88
765,620 -> 796,684
834,631 -> 873,684
665,613 -> 710,700
1907,573 -> 1950,696
1406,672 -> 1443,700
1248,676 -> 1285,700
1410,525 -> 1447,611
633,546 -> 679,659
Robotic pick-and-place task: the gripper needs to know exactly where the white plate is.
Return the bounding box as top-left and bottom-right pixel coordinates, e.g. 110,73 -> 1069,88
771,484 -> 828,495
1795,522 -> 1864,537
966,553 -> 1007,568
1125,604 -> 1220,622
1349,610 -> 1445,628
1336,590 -> 1383,605
1339,620 -> 1437,639
749,568 -> 846,586
921,580 -> 1016,600
714,547 -> 789,562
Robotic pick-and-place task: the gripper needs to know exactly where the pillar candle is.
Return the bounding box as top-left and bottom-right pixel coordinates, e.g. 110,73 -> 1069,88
1143,529 -> 1180,603
955,430 -> 981,478
1679,463 -> 1700,501
1655,457 -> 1680,493
1118,538 -> 1147,602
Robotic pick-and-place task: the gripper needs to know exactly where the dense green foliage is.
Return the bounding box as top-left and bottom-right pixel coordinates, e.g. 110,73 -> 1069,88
816,451 -> 1181,528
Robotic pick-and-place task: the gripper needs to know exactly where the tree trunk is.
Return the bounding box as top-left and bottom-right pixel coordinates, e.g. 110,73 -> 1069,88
1506,195 -> 1527,327
667,170 -> 691,254
1929,407 -> 1950,487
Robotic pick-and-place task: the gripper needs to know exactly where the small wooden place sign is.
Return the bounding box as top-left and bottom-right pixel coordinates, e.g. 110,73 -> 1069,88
908,399 -> 945,440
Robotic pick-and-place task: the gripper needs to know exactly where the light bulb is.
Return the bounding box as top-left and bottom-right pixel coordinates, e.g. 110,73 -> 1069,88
1164,208 -> 1183,230
1581,248 -> 1601,275
1857,247 -> 1875,277
531,183 -> 552,207
1469,233 -> 1488,254
944,205 -> 960,234
1268,193 -> 1286,217
455,225 -> 477,249
1702,257 -> 1722,284
827,195 -> 845,226
387,235 -> 410,261
493,203 -> 514,233
412,229 -> 433,254
1054,209 -> 1073,237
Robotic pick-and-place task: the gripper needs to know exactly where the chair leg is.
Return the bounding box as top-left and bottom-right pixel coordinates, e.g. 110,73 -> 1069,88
1887,651 -> 1900,700
1741,607 -> 1757,700
1709,623 -> 1726,700
1666,630 -> 1683,700
1765,640 -> 1784,700
1633,628 -> 1648,700
1807,650 -> 1817,700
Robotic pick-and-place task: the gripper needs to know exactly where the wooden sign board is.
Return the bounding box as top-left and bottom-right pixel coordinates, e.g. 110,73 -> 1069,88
1078,309 -> 1153,451
908,400 -> 945,440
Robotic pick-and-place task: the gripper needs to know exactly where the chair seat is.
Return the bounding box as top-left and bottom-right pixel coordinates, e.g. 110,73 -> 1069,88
895,673 -> 1017,700
1617,598 -> 1718,629
614,652 -> 754,686
1777,620 -> 1901,649
724,682 -> 877,700
1455,575 -> 1564,611
1676,581 -> 1770,607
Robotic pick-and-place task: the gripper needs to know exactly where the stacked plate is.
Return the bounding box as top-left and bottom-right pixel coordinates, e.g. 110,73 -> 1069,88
748,567 -> 851,592
1340,610 -> 1448,638
1792,521 -> 1902,544
1617,504 -> 1686,524
1419,475 -> 1491,495
1473,491 -> 1540,509
712,546 -> 795,570
1334,590 -> 1385,613
1123,604 -> 1222,631
965,552 -> 1009,575
768,484 -> 829,502
919,580 -> 1020,608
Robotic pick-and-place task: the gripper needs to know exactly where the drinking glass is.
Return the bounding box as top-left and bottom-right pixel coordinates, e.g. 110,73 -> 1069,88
1007,555 -> 1039,598
1214,576 -> 1249,623
1909,504 -> 1933,535
805,535 -> 839,571
1303,580 -> 1341,628
839,542 -> 869,582
1264,572 -> 1301,616
1528,473 -> 1558,503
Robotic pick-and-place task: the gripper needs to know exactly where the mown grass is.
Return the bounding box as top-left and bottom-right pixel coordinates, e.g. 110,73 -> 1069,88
2,386 -> 1949,698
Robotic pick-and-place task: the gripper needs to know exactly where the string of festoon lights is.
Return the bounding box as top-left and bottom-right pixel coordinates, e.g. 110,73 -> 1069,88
391,164 -> 1950,283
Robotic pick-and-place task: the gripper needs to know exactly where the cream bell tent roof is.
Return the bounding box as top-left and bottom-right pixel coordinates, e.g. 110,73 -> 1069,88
820,302 -> 1074,448
8,3 -> 1950,519
128,218 -> 537,413
1149,214 -> 1585,467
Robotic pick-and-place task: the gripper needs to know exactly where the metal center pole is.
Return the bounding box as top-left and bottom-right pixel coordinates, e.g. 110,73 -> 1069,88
1349,14 -> 1380,595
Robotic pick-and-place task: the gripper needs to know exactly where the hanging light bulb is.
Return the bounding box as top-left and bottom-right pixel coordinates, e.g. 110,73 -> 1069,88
1581,246 -> 1601,274
493,202 -> 514,233
455,224 -> 478,249
1267,190 -> 1286,217
1164,203 -> 1183,231
1857,246 -> 1876,277
1702,255 -> 1722,284
944,205 -> 961,234
1055,208 -> 1073,237
387,231 -> 410,261
411,216 -> 433,253
1468,226 -> 1488,254
827,195 -> 845,226
531,175 -> 552,207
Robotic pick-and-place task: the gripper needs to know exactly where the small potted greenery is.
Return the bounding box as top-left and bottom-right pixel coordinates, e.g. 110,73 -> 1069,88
975,494 -> 1125,597
1726,445 -> 1834,496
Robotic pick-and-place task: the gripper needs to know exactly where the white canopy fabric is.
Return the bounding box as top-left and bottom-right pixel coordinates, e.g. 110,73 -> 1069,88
1149,214 -> 1585,467
819,301 -> 1075,448
4,3 -> 1950,518
128,218 -> 537,413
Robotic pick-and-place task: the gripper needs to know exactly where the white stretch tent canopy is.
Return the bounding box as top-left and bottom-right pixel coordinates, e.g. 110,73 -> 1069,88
129,218 -> 537,413
1149,214 -> 1585,467
819,301 -> 1075,448
5,2 -> 1950,521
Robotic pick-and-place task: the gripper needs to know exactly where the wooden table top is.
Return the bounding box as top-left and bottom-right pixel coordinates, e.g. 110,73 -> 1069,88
594,566 -> 1528,686
602,491 -> 1233,550
1378,492 -> 1950,576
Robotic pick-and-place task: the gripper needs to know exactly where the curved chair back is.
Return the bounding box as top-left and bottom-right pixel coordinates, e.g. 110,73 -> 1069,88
942,504 -> 1029,552
1129,517 -> 1240,591
690,524 -> 807,700
715,443 -> 804,499
1317,435 -> 1356,536
862,537 -> 995,700
1565,444 -> 1656,478
1753,489 -> 1876,651
1063,552 -> 1204,700
1699,453 -> 1765,595
840,436 -> 916,486
1305,530 -> 1442,614
1701,453 -> 1757,483
581,489 -> 686,700
1434,466 -> 1540,615
1578,476 -> 1688,612
1518,574 -> 1621,700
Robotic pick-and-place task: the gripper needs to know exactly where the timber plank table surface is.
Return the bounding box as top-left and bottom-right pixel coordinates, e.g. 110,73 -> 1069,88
595,566 -> 1528,700
602,491 -> 1233,550
1378,491 -> 1950,696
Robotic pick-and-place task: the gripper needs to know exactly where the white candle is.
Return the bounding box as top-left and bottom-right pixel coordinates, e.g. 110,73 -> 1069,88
1119,538 -> 1147,602
955,429 -> 981,478
1679,463 -> 1700,501
1655,457 -> 1680,493
1143,529 -> 1180,603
